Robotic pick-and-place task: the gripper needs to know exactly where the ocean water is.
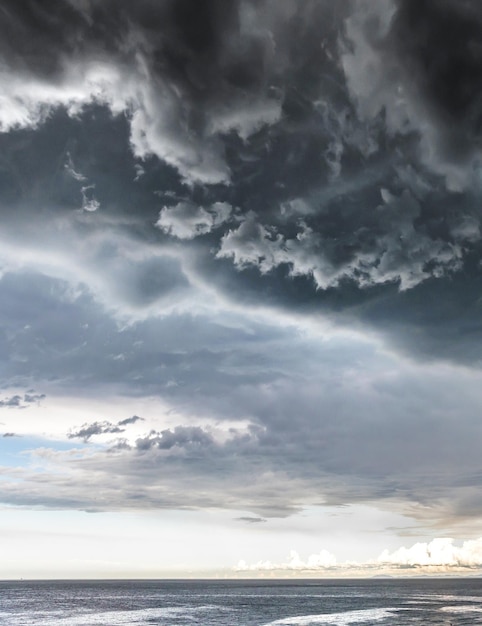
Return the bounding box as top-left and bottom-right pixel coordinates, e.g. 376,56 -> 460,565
0,578 -> 481,625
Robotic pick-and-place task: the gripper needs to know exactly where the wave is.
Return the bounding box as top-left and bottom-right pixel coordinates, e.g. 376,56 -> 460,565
0,604 -> 226,626
441,605 -> 482,614
417,594 -> 482,603
262,608 -> 395,626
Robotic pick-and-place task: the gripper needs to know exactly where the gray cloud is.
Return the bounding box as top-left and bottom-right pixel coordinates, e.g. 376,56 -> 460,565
2,392 -> 481,526
68,421 -> 125,442
342,0 -> 482,191
118,415 -> 144,427
24,392 -> 46,404
68,415 -> 145,442
136,426 -> 214,451
1,264 -> 482,527
0,395 -> 22,408
3,339 -> 482,527
0,393 -> 46,409
0,0 -> 347,185
0,0 -> 480,351
217,189 -> 464,290
2,0 -> 482,536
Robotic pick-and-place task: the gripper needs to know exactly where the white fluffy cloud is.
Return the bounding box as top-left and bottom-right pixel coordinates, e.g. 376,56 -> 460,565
156,201 -> 233,239
379,537 -> 482,568
218,189 -> 463,291
236,549 -> 337,572
236,538 -> 482,575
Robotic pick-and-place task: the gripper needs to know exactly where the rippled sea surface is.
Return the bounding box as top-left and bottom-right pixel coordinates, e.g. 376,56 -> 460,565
1,578 -> 482,625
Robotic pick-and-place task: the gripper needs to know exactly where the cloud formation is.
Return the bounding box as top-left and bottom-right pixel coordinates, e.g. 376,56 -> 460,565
237,549 -> 338,573
156,201 -> 233,239
0,0 -> 344,185
217,191 -> 464,290
1,0 -> 482,559
237,537 -> 482,574
0,393 -> 46,409
1,0 -> 481,309
68,421 -> 125,442
68,415 -> 144,442
342,0 -> 482,191
379,537 -> 482,569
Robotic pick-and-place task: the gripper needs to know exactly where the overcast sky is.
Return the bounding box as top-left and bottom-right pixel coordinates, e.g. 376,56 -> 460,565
2,0 -> 482,579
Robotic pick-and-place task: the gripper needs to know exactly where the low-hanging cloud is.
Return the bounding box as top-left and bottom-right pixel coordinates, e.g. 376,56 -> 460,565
236,538 -> 482,574
379,537 -> 482,569
2,0 -> 482,548
237,549 -> 338,573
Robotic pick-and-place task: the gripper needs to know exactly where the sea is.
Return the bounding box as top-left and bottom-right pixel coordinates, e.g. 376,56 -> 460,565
0,578 -> 481,625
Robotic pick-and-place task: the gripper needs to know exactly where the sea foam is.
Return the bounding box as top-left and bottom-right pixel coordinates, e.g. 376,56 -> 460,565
263,607 -> 395,626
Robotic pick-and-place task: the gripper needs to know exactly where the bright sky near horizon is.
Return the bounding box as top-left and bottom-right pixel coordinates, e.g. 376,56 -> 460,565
2,0 -> 482,579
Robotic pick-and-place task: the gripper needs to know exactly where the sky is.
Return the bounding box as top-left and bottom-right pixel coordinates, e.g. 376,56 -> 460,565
2,0 -> 482,579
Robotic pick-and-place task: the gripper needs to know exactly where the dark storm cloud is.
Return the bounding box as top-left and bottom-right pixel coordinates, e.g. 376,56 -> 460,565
0,0 -> 348,184
391,0 -> 482,149
342,0 -> 482,190
3,0 -> 482,530
3,0 -> 481,322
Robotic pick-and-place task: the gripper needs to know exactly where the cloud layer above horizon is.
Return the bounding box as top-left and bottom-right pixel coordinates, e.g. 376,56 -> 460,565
2,0 -> 482,566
